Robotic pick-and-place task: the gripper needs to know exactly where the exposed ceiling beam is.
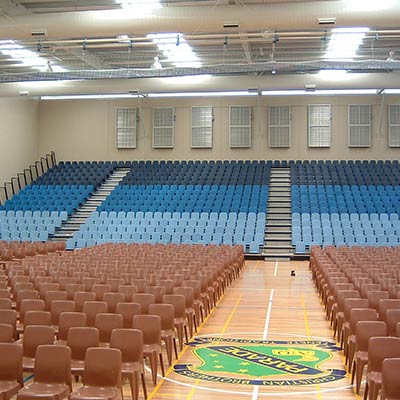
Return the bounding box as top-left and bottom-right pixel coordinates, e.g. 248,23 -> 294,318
0,0 -> 30,16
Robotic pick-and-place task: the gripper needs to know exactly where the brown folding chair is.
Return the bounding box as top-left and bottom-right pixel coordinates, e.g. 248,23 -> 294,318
162,294 -> 188,351
351,321 -> 387,394
14,283 -> 34,298
361,283 -> 381,299
133,314 -> 165,385
82,278 -> 100,292
0,323 -> 14,343
144,286 -> 165,304
115,302 -> 141,329
118,285 -> 136,302
106,278 -> 124,293
346,308 -> 377,369
158,279 -> 175,295
94,313 -> 123,344
0,298 -> 12,310
69,347 -> 122,400
365,337 -> 400,400
65,284 -> 85,301
82,301 -> 108,327
110,329 -> 147,400
183,280 -> 205,323
17,345 -> 72,400
0,343 -> 23,399
57,312 -> 87,342
149,303 -> 178,365
16,290 -> 39,311
0,289 -> 11,299
333,289 -> 360,340
173,286 -> 197,337
388,284 -> 400,299
73,291 -> 96,312
67,327 -> 100,378
23,311 -> 52,328
381,358 -> 400,400
38,283 -> 60,300
378,299 -> 400,321
197,274 -> 212,316
58,277 -> 77,291
367,291 -> 390,311
33,276 -> 52,290
44,291 -> 67,311
102,292 -> 125,313
327,282 -> 355,321
92,284 -> 111,301
19,299 -> 45,324
385,311 -> 400,336
132,279 -> 146,294
131,293 -> 155,315
21,325 -> 55,372
0,309 -> 18,340
50,300 -> 76,326
340,297 -> 368,348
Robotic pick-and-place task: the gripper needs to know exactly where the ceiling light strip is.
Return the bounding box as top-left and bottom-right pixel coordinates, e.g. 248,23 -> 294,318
40,89 -> 400,100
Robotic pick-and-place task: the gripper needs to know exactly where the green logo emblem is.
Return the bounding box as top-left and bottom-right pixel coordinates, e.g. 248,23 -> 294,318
174,337 -> 346,386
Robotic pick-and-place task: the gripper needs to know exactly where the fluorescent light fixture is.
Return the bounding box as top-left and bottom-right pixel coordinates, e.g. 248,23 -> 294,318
0,40 -> 67,72
318,69 -> 349,79
147,33 -> 201,68
161,75 -> 211,84
325,27 -> 369,61
382,89 -> 400,94
261,89 -> 377,96
40,93 -> 142,100
41,88 -> 391,101
147,91 -> 257,98
118,0 -> 161,12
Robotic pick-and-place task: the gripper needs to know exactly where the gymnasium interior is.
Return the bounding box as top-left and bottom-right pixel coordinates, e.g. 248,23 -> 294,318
1,0 -> 400,399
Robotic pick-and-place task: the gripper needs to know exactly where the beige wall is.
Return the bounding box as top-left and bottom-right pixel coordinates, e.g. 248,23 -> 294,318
38,94 -> 400,162
0,98 -> 39,186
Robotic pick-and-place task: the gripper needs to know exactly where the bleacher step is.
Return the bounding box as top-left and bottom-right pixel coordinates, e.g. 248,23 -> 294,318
265,241 -> 292,247
269,188 -> 291,193
49,167 -> 130,243
266,213 -> 290,219
266,218 -> 291,225
264,166 -> 292,260
267,226 -> 291,234
268,208 -> 291,213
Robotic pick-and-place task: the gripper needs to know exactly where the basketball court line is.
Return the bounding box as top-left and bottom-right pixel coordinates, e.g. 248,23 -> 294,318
251,288 -> 275,400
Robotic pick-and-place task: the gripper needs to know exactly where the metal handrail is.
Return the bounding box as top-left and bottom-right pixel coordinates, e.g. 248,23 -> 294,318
0,152 -> 57,206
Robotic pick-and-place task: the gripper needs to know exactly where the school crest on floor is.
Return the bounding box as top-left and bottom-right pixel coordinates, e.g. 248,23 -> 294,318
174,337 -> 346,386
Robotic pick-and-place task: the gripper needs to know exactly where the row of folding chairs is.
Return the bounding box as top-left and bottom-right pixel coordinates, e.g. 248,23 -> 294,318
310,246 -> 400,399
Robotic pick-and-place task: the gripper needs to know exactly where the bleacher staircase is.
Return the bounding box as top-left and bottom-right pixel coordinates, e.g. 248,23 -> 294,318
262,167 -> 293,260
49,168 -> 130,242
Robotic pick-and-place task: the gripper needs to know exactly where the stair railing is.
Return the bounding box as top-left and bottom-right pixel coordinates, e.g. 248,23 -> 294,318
0,151 -> 56,206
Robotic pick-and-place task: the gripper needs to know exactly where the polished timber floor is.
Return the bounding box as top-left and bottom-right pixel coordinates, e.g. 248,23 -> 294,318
23,260 -> 362,400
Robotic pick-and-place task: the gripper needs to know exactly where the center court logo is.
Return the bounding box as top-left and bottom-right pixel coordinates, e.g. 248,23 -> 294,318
173,337 -> 346,386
